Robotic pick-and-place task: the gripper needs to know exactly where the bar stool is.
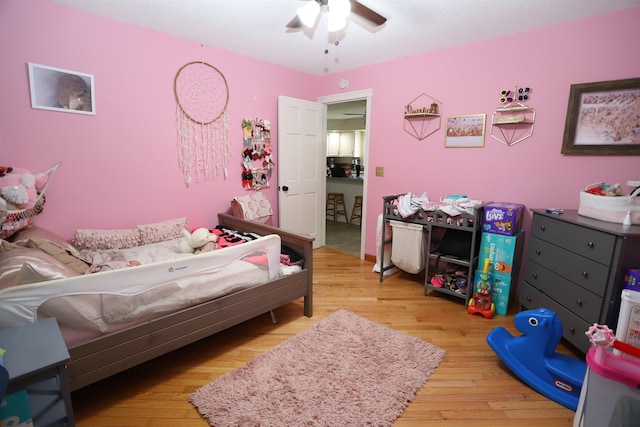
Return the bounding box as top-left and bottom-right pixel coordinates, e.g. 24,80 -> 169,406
350,195 -> 362,227
326,193 -> 349,224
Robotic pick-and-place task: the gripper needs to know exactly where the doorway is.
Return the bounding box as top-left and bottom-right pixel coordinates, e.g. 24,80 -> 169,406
318,90 -> 371,258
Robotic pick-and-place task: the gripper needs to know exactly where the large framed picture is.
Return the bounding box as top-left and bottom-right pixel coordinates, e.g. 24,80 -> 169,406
445,114 -> 486,148
28,63 -> 95,115
561,78 -> 640,155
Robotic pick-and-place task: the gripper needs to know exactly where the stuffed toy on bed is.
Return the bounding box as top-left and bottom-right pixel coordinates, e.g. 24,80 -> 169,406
179,228 -> 219,253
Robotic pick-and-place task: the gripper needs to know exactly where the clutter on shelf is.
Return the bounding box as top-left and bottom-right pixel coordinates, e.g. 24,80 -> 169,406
379,192 -> 485,308
578,182 -> 640,225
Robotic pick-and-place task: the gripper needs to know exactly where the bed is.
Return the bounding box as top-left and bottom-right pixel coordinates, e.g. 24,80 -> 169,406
0,213 -> 314,391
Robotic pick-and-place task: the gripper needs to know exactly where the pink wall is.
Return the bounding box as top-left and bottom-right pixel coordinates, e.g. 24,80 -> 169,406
313,7 -> 640,256
2,0 -> 639,259
0,0 -> 316,240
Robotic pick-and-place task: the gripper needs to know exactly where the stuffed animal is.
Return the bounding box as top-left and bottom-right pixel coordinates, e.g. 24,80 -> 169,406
0,166 -> 49,210
194,241 -> 218,254
179,228 -> 219,253
0,197 -> 7,223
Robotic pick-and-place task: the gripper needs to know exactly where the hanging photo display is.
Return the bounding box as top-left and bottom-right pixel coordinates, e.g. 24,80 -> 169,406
241,118 -> 275,190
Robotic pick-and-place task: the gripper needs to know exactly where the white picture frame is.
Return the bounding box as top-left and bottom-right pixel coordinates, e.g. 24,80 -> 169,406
444,114 -> 486,148
28,63 -> 95,115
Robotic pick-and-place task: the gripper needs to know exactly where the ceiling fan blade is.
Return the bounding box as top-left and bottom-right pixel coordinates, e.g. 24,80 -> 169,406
286,15 -> 303,29
350,0 -> 387,26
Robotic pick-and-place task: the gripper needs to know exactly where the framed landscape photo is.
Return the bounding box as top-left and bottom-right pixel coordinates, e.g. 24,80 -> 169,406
561,77 -> 640,155
445,114 -> 486,148
28,63 -> 95,115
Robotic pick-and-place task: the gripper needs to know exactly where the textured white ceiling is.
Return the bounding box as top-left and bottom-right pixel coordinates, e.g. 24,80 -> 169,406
53,0 -> 639,75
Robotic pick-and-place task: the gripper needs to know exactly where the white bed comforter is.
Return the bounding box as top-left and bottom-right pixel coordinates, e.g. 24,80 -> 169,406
0,234 -> 281,334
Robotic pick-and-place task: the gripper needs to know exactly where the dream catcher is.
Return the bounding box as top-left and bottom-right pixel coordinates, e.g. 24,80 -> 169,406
174,61 -> 230,186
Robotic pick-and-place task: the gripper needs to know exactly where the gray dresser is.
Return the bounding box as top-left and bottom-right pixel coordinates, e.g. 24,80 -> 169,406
520,209 -> 640,354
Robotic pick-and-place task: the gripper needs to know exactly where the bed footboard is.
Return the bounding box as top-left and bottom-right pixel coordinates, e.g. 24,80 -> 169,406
218,213 -> 314,317
67,215 -> 314,391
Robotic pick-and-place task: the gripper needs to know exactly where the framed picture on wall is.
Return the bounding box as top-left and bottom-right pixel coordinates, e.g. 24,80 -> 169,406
444,114 -> 486,148
561,77 -> 640,155
28,63 -> 95,115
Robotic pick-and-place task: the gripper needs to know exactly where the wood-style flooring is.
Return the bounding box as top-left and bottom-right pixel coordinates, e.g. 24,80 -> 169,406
71,247 -> 580,426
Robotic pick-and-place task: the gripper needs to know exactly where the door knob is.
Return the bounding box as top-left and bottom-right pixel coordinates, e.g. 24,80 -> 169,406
282,185 -> 289,191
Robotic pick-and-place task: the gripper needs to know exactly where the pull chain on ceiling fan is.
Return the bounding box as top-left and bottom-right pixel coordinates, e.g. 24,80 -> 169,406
286,0 -> 387,32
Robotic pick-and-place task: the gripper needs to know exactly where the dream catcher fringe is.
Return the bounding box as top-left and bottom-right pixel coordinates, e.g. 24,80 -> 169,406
174,60 -> 230,186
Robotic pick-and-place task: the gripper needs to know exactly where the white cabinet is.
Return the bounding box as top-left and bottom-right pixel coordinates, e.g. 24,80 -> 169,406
338,132 -> 355,156
327,132 -> 340,156
354,130 -> 365,158
327,131 -> 355,157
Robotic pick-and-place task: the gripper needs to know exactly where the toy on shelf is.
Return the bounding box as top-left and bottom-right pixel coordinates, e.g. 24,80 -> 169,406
468,258 -> 494,319
584,182 -> 622,197
486,308 -> 587,410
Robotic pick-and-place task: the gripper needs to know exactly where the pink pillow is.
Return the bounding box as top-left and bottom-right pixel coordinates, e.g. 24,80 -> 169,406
73,228 -> 140,250
12,225 -> 89,273
0,244 -> 79,290
137,217 -> 187,245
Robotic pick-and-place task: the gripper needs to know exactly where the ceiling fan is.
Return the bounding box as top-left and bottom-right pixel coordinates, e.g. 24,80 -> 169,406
286,0 -> 387,32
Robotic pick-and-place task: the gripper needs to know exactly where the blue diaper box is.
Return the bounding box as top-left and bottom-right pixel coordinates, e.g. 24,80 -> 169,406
471,270 -> 512,316
0,389 -> 34,427
624,269 -> 640,293
478,231 -> 525,277
482,202 -> 525,236
492,273 -> 516,316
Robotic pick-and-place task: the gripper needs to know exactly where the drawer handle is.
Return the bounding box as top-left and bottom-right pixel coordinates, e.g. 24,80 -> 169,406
576,299 -> 583,307
581,271 -> 589,279
539,225 -> 546,232
587,241 -> 595,249
535,249 -> 541,256
532,273 -> 538,280
526,296 -> 532,302
569,327 -> 576,335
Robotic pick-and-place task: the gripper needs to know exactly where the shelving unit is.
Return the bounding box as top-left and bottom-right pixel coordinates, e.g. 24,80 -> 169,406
403,93 -> 442,141
490,103 -> 535,146
422,208 -> 483,307
379,194 -> 483,307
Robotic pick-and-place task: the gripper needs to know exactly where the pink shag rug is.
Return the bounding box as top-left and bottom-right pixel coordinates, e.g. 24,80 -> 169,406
190,310 -> 446,426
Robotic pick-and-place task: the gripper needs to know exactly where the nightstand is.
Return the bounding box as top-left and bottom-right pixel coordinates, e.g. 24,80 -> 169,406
0,317 -> 75,426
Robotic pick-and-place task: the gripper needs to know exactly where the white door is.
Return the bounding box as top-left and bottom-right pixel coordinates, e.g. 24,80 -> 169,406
318,89 -> 372,259
277,96 -> 326,249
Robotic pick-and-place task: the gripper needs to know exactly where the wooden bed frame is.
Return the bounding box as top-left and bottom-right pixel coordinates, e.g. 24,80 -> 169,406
66,213 -> 314,391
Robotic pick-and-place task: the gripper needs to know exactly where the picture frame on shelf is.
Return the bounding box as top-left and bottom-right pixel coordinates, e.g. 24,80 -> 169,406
28,63 -> 95,115
444,114 -> 486,148
561,77 -> 640,155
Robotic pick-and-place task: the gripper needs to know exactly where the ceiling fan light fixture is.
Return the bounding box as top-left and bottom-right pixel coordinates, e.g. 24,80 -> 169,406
327,16 -> 347,32
328,0 -> 351,20
297,1 -> 321,27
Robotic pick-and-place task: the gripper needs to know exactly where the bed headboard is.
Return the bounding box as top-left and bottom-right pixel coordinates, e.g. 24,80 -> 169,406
217,213 -> 314,269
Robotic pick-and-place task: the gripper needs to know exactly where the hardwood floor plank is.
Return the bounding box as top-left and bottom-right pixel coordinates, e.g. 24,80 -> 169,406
72,247 -> 578,426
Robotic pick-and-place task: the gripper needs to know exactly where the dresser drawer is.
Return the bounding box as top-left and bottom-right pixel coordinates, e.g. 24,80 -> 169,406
522,261 -> 603,322
520,282 -> 591,353
531,214 -> 615,265
527,237 -> 610,296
